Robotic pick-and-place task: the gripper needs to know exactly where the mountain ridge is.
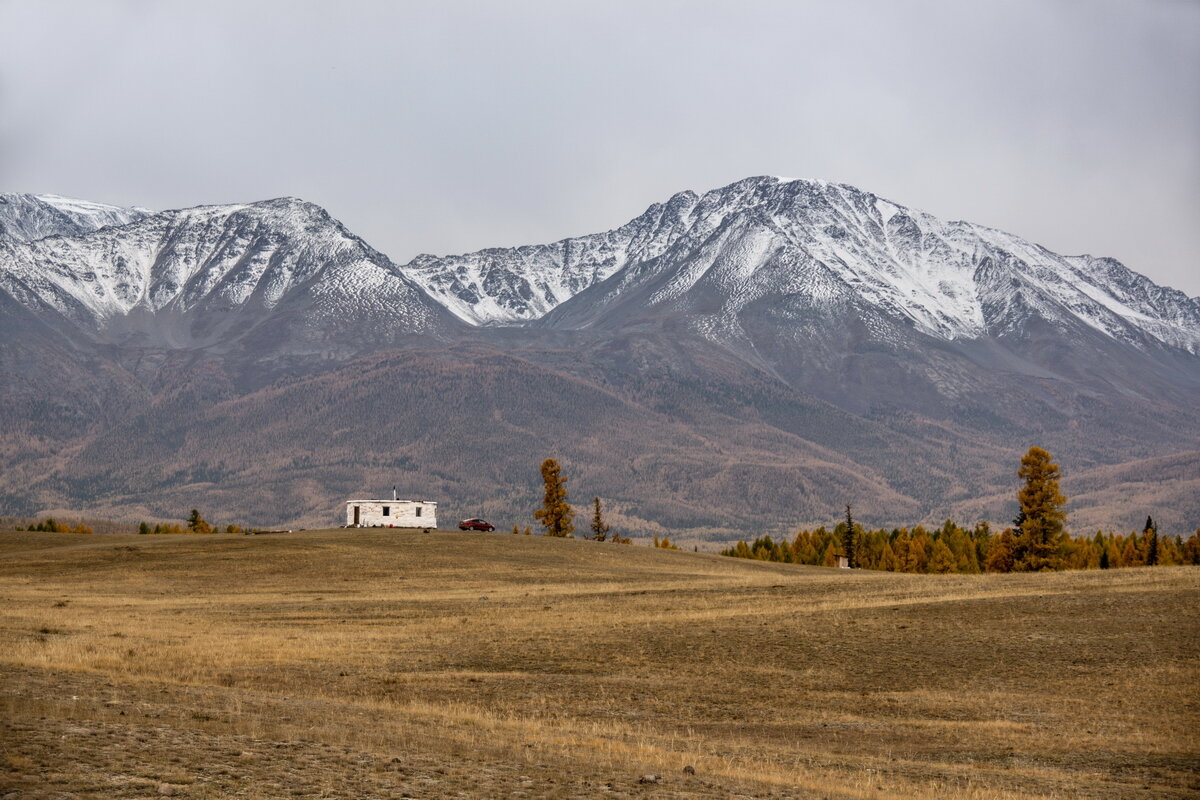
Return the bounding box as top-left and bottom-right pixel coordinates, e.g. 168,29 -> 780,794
412,176 -> 1199,354
0,195 -> 465,354
4,180 -> 1197,354
0,193 -> 151,243
1,179 -> 1197,536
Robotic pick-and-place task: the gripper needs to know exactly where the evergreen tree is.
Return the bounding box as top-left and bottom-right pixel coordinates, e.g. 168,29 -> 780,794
889,533 -> 907,572
1012,446 -> 1067,571
1121,536 -> 1140,567
984,529 -> 1017,573
589,497 -> 610,541
879,541 -> 898,571
1142,516 -> 1159,566
138,521 -> 150,535
842,504 -> 857,568
1158,535 -> 1183,565
187,509 -> 212,534
959,539 -> 982,574
906,529 -> 931,573
1184,530 -> 1200,565
534,458 -> 574,537
972,521 -> 993,567
928,539 -> 956,573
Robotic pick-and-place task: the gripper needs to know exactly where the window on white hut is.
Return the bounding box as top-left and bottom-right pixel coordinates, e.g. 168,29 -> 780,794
415,506 -> 422,517
382,506 -> 390,516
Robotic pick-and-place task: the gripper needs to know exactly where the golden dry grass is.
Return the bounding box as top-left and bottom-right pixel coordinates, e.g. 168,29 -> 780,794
0,528 -> 1197,799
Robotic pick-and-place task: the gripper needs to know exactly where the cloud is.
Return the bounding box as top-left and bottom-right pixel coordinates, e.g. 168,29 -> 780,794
2,0 -> 1197,293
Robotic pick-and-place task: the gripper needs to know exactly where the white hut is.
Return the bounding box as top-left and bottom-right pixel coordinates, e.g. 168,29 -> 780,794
345,491 -> 437,528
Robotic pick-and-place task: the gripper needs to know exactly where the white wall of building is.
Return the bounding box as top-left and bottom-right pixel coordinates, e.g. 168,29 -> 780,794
345,500 -> 437,528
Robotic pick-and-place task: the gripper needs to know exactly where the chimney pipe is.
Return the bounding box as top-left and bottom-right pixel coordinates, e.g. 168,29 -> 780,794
393,486 -> 397,501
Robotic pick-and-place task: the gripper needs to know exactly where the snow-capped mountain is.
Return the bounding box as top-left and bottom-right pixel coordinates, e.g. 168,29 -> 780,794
400,189 -> 702,325
3,180 -> 1196,356
0,193 -> 150,242
404,177 -> 1200,355
1,180 -> 1198,536
0,196 -> 458,349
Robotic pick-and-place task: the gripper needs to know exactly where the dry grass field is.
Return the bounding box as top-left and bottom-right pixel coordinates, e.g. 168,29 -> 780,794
0,528 -> 1196,799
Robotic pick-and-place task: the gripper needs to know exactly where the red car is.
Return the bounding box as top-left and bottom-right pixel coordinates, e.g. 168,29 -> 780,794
458,518 -> 495,532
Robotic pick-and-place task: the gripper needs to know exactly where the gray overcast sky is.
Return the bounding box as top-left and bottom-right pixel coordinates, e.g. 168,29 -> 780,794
1,0 -> 1198,295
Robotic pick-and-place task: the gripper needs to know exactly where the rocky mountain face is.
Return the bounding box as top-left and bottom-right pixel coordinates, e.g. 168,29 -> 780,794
0,196 -> 465,385
405,177 -> 1200,353
1,182 -> 1197,538
0,194 -> 150,243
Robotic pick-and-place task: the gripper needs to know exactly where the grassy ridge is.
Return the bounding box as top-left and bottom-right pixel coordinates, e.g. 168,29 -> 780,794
1,528 -> 1197,798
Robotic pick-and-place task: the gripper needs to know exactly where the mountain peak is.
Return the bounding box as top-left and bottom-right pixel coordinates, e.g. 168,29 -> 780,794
397,175 -> 1200,354
0,193 -> 150,242
1,181 -> 1197,536
2,180 -> 1197,356
0,194 -> 457,345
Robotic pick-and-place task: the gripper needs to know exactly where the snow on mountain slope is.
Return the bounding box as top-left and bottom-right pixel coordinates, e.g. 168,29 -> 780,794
406,176 -> 1200,354
0,193 -> 150,242
2,180 -> 1196,355
399,189 -> 705,325
0,197 -> 452,344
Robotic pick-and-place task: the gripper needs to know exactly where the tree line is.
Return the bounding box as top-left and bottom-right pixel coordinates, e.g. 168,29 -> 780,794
721,518 -> 1200,572
13,510 -> 250,535
137,509 -> 245,534
722,446 -> 1200,573
14,518 -> 94,534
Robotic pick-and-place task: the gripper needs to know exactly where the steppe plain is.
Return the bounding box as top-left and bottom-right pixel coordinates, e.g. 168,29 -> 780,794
0,528 -> 1196,799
